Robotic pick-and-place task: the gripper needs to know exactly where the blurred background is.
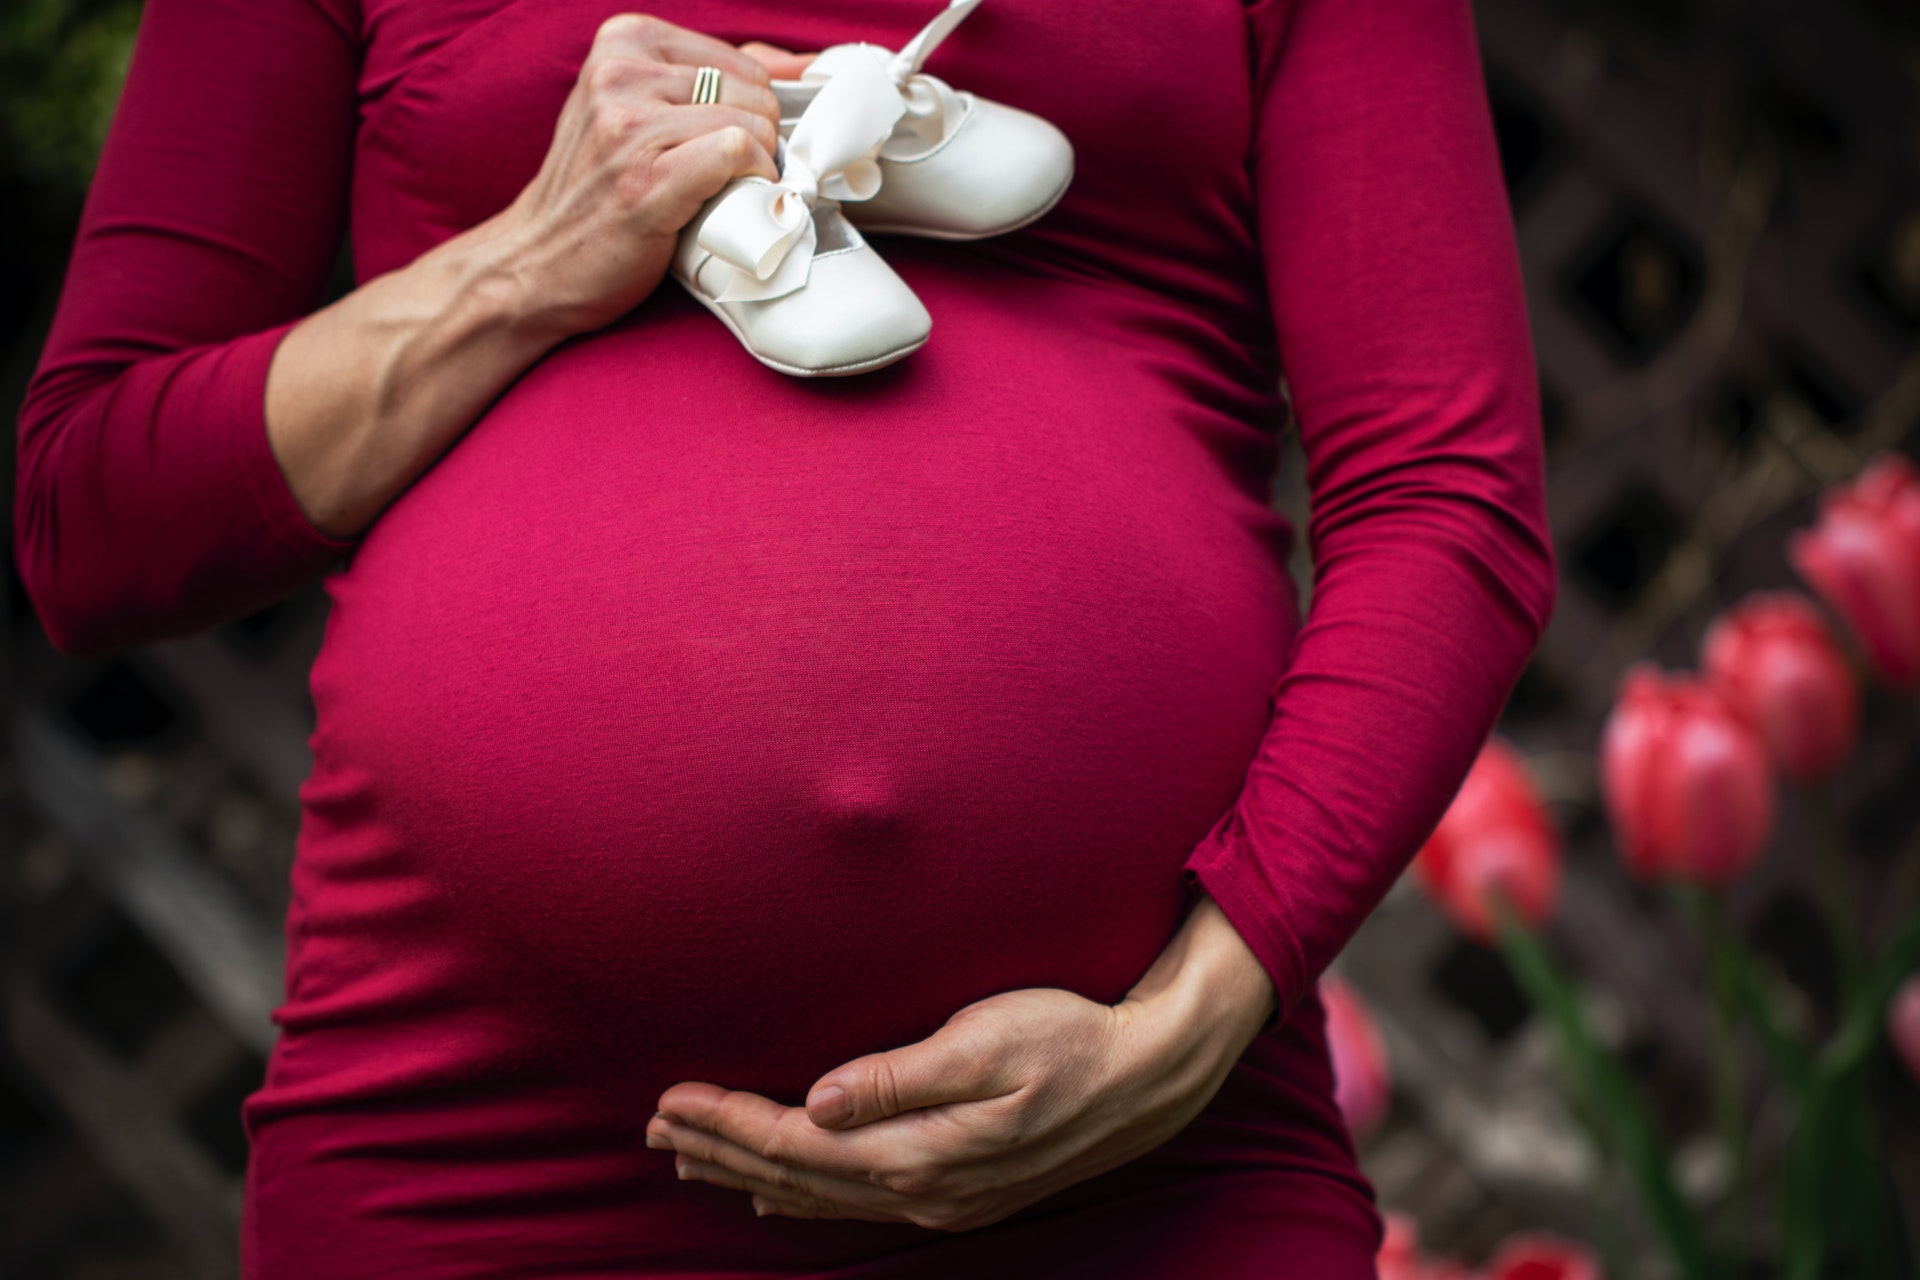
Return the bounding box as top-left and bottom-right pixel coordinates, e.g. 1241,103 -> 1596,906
3,0 -> 1919,1275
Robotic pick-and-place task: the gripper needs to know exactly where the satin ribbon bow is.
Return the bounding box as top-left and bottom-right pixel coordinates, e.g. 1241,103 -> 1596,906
694,51 -> 905,303
805,0 -> 984,161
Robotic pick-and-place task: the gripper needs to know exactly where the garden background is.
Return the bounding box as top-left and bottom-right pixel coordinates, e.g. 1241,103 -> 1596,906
3,0 -> 1918,1275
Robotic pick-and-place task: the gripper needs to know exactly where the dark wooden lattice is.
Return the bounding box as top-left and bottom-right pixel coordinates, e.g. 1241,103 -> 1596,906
3,0 -> 1918,1274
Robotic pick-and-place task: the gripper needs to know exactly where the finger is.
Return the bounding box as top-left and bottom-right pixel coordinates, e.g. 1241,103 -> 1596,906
645,104 -> 778,164
752,1192 -> 888,1223
654,62 -> 781,118
650,125 -> 779,219
807,1016 -> 1017,1130
656,1084 -> 919,1184
654,1117 -> 899,1214
677,1160 -> 857,1220
590,13 -> 771,87
739,41 -> 818,81
576,55 -> 777,134
752,1193 -> 821,1220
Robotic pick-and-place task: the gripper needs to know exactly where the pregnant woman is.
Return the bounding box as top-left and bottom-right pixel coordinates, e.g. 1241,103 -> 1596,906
16,0 -> 1555,1275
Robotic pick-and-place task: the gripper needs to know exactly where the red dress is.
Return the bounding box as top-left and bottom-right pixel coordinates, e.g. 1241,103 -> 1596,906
16,0 -> 1555,1274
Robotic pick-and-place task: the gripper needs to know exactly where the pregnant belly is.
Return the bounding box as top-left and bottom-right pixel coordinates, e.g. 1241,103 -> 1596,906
284,278 -> 1296,1114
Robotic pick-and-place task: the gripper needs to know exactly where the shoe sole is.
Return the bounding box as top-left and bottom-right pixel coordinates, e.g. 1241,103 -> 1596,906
846,159 -> 1076,242
675,272 -> 932,378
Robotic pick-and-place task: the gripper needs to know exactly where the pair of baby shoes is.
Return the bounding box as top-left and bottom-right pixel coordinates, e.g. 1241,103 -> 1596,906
670,0 -> 1074,377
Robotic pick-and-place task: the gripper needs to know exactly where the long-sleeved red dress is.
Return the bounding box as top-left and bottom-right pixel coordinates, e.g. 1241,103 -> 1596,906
15,0 -> 1556,1274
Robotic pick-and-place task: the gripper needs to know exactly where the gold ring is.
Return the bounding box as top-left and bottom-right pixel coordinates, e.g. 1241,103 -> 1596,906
692,65 -> 723,106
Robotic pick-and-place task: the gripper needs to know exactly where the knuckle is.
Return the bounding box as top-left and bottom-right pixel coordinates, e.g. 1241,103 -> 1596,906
590,101 -> 645,146
611,165 -> 654,211
757,1127 -> 795,1166
869,1059 -> 905,1120
595,12 -> 656,42
717,124 -> 755,161
584,56 -> 640,96
875,1164 -> 938,1199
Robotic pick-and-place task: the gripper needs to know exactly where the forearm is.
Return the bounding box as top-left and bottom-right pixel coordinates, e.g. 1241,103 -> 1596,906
264,19 -> 785,542
264,212 -> 565,539
1117,896 -> 1275,1082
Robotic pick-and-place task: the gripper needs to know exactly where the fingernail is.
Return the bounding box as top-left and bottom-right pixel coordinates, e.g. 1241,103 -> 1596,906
753,1198 -> 770,1217
676,1160 -> 691,1180
808,1084 -> 852,1127
646,1132 -> 670,1150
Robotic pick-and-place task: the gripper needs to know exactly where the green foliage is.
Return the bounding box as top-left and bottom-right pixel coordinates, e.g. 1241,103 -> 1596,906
1496,908 -> 1711,1280
1,0 -> 142,193
1494,884 -> 1920,1279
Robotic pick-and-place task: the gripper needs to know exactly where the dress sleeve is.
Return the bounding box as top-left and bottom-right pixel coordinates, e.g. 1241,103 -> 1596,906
1185,0 -> 1558,1015
13,0 -> 363,659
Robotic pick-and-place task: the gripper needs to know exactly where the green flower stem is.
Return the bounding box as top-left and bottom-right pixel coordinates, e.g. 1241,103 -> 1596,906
1696,895 -> 1814,1096
1830,909 -> 1920,1076
1493,904 -> 1711,1280
1779,910 -> 1920,1280
1806,786 -> 1863,994
1594,1159 -> 1634,1280
1680,889 -> 1749,1274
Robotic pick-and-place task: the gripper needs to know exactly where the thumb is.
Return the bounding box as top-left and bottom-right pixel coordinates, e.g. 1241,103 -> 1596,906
806,1015 -> 1014,1131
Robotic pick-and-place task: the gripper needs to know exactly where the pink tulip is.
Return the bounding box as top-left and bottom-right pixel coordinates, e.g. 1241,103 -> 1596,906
1479,1233 -> 1604,1280
1375,1213 -> 1472,1280
1703,592 -> 1860,783
1320,974 -> 1391,1139
1413,738 -> 1561,942
1377,1213 -> 1426,1280
1601,665 -> 1776,887
1891,975 -> 1920,1086
1788,453 -> 1920,687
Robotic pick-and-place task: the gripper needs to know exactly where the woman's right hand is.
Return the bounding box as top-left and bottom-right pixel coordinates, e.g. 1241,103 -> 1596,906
266,15 -> 782,539
498,14 -> 783,341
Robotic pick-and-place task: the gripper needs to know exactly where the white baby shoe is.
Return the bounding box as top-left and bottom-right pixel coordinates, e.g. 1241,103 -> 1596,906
673,50 -> 932,376
771,0 -> 1075,241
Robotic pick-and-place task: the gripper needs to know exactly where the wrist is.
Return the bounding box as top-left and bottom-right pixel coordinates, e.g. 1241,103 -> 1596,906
430,208 -> 577,356
1121,897 -> 1276,1067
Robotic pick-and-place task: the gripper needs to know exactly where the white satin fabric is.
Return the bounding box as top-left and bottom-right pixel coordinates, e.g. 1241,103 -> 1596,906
692,0 -> 985,303
808,0 -> 984,162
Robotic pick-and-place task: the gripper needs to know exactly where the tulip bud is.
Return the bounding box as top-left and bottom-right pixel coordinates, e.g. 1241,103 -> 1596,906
1891,975 -> 1920,1086
1788,453 -> 1920,687
1376,1213 -> 1425,1280
1374,1214 -> 1471,1280
1601,665 -> 1776,887
1480,1232 -> 1604,1280
1413,739 -> 1561,941
1320,974 -> 1391,1139
1702,592 -> 1860,783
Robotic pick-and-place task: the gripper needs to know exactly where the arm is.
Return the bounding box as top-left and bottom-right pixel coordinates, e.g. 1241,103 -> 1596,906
15,0 -> 361,658
15,1 -> 781,657
1183,0 -> 1556,1018
652,0 -> 1553,1228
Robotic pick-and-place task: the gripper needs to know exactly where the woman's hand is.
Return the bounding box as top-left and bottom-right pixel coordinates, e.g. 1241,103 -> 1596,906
646,897 -> 1276,1231
267,14 -> 782,538
494,14 -> 784,340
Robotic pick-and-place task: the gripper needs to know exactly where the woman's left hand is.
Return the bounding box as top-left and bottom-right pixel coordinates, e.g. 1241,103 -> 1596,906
645,896 -> 1277,1231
